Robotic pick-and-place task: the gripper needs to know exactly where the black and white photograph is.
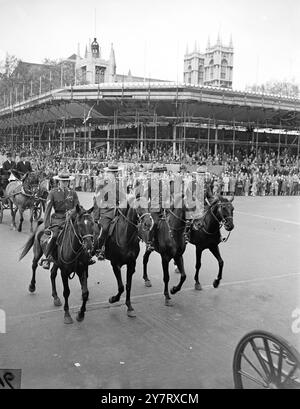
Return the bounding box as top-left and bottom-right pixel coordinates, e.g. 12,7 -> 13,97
0,0 -> 299,393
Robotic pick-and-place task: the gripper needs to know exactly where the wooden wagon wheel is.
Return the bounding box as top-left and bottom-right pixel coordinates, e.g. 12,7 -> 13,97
233,330 -> 300,389
0,200 -> 3,223
33,200 -> 43,221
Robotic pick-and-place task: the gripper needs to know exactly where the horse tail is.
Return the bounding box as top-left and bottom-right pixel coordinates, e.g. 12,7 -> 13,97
19,220 -> 43,261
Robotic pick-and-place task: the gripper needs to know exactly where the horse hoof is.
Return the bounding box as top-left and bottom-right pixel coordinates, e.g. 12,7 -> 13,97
170,286 -> 177,295
28,284 -> 36,293
53,297 -> 62,307
213,279 -> 220,288
127,310 -> 136,318
195,283 -> 202,291
144,280 -> 152,288
109,296 -> 117,304
76,313 -> 84,322
64,315 -> 73,324
165,299 -> 174,307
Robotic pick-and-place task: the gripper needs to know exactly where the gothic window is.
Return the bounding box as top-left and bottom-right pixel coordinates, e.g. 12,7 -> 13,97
188,64 -> 192,71
95,66 -> 105,84
221,59 -> 227,79
198,64 -> 203,83
209,59 -> 214,79
81,66 -> 87,84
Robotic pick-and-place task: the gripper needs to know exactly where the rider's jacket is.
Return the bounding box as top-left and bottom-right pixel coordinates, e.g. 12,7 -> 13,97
94,176 -> 124,221
2,160 -> 16,177
16,160 -> 32,176
44,187 -> 79,228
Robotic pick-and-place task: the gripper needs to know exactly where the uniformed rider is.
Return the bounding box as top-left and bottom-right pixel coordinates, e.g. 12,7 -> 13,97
41,171 -> 80,269
94,164 -> 123,260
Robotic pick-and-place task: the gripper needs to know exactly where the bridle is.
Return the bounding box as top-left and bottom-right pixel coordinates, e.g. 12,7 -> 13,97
59,211 -> 94,267
197,198 -> 233,242
117,207 -> 154,232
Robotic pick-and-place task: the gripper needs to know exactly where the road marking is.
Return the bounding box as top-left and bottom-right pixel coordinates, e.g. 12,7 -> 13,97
8,272 -> 300,321
236,211 -> 300,226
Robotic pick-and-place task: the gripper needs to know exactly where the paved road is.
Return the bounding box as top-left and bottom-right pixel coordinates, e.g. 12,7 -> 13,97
0,195 -> 299,388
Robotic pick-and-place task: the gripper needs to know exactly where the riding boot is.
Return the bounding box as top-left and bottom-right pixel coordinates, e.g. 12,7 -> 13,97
40,233 -> 55,269
184,220 -> 192,243
96,226 -> 110,261
145,227 -> 155,252
96,245 -> 106,261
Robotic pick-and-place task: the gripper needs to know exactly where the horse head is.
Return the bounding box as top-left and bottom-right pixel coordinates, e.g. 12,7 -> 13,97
68,204 -> 95,256
128,196 -> 154,232
211,195 -> 235,231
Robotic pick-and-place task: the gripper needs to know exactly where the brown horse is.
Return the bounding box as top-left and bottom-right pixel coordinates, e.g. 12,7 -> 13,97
5,171 -> 48,232
93,198 -> 153,317
141,193 -> 187,306
19,204 -> 95,324
190,195 -> 235,290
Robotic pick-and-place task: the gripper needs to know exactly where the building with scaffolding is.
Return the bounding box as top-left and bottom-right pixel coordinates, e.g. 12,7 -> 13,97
0,82 -> 299,160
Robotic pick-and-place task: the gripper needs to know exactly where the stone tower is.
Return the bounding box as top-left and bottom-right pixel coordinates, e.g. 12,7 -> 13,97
75,37 -> 116,84
183,34 -> 233,88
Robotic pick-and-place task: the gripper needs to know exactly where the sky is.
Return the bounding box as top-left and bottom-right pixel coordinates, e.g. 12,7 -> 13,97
0,0 -> 299,90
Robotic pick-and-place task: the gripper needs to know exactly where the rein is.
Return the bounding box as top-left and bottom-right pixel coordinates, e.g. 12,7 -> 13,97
58,213 -> 93,272
197,199 -> 233,242
159,208 -> 186,240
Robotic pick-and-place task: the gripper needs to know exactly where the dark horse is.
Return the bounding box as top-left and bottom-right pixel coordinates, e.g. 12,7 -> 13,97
19,204 -> 95,324
5,171 -> 49,232
93,198 -> 153,317
142,193 -> 187,306
189,195 -> 234,290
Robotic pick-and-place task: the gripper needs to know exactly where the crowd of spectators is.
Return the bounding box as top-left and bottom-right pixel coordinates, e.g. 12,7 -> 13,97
1,142 -> 299,196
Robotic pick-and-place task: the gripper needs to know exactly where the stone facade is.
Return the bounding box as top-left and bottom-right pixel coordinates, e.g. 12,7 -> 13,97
183,35 -> 233,88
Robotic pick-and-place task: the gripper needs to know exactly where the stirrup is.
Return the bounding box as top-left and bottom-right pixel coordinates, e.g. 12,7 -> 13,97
41,259 -> 51,270
96,248 -> 106,261
146,242 -> 155,252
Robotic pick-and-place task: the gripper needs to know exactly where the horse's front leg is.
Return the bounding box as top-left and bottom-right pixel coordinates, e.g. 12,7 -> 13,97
194,245 -> 203,290
50,264 -> 62,306
170,254 -> 186,295
143,248 -> 153,287
10,200 -> 17,230
61,270 -> 73,324
29,208 -> 34,233
209,245 -> 224,288
109,263 -> 124,304
162,256 -> 172,306
28,231 -> 43,292
125,261 -> 136,317
18,209 -> 24,232
76,266 -> 89,322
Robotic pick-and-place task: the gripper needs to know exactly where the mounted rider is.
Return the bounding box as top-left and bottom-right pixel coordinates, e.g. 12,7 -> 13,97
144,165 -> 168,251
183,166 -> 214,241
16,151 -> 33,181
94,164 -> 124,260
2,151 -> 17,188
41,171 -> 80,269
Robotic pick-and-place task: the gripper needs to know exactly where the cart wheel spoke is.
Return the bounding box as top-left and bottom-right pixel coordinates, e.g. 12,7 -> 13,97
238,370 -> 268,388
250,339 -> 271,379
263,338 -> 276,378
241,352 -> 269,384
276,346 -> 284,383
